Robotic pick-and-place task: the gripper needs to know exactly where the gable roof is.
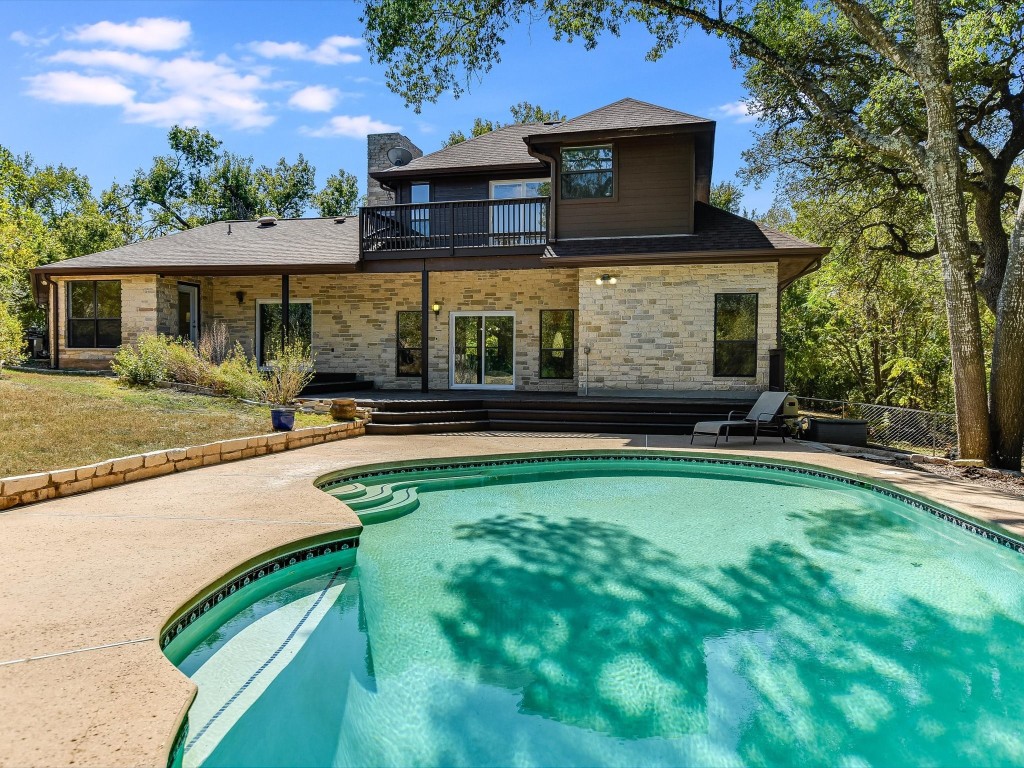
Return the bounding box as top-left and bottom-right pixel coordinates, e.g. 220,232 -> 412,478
371,123 -> 548,179
526,98 -> 713,141
36,217 -> 361,276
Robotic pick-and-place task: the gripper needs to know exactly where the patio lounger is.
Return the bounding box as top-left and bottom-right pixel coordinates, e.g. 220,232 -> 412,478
690,391 -> 789,447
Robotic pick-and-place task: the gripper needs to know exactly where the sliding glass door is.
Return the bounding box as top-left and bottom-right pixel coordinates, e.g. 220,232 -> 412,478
450,312 -> 515,389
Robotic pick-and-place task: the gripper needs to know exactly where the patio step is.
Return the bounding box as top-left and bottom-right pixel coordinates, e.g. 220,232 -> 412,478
365,420 -> 490,435
370,409 -> 489,425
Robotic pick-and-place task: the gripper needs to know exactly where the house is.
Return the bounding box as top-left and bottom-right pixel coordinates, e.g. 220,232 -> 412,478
31,98 -> 826,396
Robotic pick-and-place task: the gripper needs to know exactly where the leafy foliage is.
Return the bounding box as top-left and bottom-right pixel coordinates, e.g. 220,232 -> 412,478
314,170 -> 362,217
443,101 -> 566,147
0,301 -> 26,374
110,334 -> 168,386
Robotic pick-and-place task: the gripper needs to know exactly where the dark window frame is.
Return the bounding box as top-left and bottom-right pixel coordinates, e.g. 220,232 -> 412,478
539,309 -> 575,380
176,281 -> 202,344
560,144 -> 615,202
396,310 -> 423,377
713,292 -> 759,378
66,280 -> 122,349
255,299 -> 313,368
410,183 -> 430,236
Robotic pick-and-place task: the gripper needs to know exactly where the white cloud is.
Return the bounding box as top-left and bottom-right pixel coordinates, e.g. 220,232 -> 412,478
32,48 -> 274,129
713,100 -> 760,123
288,85 -> 340,112
250,34 -> 362,65
67,18 -> 191,51
10,30 -> 54,47
25,71 -> 135,106
303,114 -> 400,138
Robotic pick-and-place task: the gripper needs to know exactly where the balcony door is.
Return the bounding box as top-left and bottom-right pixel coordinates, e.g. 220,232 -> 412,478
489,179 -> 549,245
450,312 -> 515,389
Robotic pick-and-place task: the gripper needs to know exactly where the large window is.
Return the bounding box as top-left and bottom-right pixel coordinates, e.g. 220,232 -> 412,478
67,280 -> 121,348
714,293 -> 758,377
257,300 -> 312,366
540,310 -> 574,379
489,179 -> 550,245
560,145 -> 613,200
410,183 -> 430,236
397,311 -> 422,377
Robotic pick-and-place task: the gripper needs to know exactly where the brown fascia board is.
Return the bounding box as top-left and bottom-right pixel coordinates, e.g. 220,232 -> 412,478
545,246 -> 829,266
525,122 -> 716,148
369,161 -> 546,182
32,263 -> 360,278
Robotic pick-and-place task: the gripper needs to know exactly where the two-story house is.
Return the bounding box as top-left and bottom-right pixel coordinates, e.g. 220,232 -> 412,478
32,98 -> 827,401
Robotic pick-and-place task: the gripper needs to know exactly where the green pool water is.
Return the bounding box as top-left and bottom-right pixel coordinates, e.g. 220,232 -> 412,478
168,456 -> 1024,767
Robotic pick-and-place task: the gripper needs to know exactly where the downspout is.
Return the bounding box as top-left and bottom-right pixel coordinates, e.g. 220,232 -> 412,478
421,261 -> 430,393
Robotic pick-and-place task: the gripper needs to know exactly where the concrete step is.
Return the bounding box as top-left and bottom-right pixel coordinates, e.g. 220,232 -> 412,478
365,420 -> 489,435
370,409 -> 489,425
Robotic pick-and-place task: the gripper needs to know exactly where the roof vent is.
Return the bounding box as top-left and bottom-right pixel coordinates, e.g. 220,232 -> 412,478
334,216 -> 346,224
257,216 -> 277,227
386,146 -> 413,167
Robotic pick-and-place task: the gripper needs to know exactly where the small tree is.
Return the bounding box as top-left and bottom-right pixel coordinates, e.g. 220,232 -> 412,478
0,303 -> 26,375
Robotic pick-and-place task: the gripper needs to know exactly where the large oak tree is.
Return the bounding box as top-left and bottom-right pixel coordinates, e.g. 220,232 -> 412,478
362,0 -> 1024,467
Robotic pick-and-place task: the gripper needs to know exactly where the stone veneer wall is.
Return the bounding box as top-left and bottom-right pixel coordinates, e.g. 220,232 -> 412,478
366,133 -> 423,206
53,275 -> 159,370
426,269 -> 579,391
576,263 -> 778,391
156,276 -> 215,337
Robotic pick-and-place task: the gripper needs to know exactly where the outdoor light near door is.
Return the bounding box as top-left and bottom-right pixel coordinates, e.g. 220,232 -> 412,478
595,274 -> 617,286
235,290 -> 246,305
432,300 -> 443,317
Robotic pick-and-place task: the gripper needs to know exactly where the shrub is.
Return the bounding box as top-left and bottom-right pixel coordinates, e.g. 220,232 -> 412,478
0,303 -> 27,376
111,334 -> 167,386
198,320 -> 229,365
163,338 -> 212,386
263,341 -> 315,405
211,344 -> 266,400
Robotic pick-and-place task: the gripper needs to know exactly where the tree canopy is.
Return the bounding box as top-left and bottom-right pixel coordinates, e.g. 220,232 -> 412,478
443,101 -> 566,147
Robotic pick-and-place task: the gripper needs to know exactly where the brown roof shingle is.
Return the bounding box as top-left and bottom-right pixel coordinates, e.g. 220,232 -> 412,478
37,217 -> 361,275
528,98 -> 713,140
373,123 -> 548,178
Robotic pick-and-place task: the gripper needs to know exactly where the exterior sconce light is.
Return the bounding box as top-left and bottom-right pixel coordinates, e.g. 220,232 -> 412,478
595,274 -> 617,286
431,300 -> 443,317
235,290 -> 246,305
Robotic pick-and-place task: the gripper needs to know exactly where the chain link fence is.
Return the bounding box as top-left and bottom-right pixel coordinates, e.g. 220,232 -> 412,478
798,397 -> 958,457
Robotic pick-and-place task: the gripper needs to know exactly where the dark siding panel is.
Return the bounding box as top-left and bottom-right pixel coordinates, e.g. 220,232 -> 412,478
432,178 -> 489,202
556,135 -> 694,238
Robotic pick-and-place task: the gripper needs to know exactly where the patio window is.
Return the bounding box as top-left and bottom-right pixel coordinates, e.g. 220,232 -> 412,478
714,293 -> 758,377
561,145 -> 613,199
540,310 -> 574,379
257,300 -> 312,367
397,311 -> 422,377
67,280 -> 121,348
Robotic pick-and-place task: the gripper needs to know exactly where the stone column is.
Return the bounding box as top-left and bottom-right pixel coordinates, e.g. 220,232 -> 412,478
366,133 -> 423,206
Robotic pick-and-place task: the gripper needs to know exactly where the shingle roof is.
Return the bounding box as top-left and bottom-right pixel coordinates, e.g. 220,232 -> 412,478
373,123 -> 548,177
542,202 -> 823,259
529,98 -> 713,139
37,217 -> 360,275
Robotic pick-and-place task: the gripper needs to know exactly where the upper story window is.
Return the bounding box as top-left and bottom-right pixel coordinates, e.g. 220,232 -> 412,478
67,280 -> 121,348
410,183 -> 430,235
560,145 -> 613,200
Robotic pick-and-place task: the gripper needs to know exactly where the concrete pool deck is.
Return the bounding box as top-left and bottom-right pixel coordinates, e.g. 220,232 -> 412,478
1,432 -> 1022,767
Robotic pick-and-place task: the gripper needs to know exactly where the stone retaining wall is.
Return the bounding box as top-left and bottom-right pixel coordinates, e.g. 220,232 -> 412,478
0,420 -> 367,512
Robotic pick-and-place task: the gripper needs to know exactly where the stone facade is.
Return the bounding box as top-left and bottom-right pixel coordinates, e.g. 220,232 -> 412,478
53,275 -> 159,370
50,264 -> 780,394
366,133 -> 423,206
576,263 -> 778,392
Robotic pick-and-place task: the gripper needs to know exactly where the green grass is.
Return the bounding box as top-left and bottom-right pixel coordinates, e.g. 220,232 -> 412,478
0,370 -> 333,477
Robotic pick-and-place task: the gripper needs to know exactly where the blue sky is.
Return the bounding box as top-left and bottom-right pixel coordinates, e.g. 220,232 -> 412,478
2,1 -> 773,212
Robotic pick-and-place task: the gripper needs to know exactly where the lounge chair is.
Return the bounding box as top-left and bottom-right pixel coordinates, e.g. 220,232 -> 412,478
690,391 -> 789,447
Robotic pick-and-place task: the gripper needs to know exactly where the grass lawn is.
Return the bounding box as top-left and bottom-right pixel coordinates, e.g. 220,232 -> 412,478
0,370 -> 333,477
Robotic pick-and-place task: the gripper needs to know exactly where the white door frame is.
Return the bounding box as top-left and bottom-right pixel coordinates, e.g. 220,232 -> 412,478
177,283 -> 200,345
449,311 -> 516,390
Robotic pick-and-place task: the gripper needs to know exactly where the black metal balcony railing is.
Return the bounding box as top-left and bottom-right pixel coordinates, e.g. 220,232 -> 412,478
360,197 -> 550,254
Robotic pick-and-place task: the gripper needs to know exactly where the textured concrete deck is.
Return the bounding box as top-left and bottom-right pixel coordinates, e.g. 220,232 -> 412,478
2,433 -> 1022,767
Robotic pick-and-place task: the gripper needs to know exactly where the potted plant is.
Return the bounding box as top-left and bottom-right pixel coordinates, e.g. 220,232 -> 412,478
264,341 -> 315,431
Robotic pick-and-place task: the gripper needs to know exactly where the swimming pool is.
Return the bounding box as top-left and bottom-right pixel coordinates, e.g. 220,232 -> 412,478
166,453 -> 1024,767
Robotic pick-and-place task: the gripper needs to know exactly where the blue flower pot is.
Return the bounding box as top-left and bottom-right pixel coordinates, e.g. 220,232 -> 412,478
271,407 -> 296,431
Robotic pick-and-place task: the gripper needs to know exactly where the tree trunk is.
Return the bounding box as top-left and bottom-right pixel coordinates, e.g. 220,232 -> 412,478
989,192 -> 1024,468
974,182 -> 1010,314
913,0 -> 991,461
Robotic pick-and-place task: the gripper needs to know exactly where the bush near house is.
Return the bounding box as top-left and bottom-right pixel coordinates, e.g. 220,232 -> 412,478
0,303 -> 27,376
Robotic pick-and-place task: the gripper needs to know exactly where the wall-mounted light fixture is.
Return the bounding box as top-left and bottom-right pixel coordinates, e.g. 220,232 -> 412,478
595,274 -> 617,286
235,290 -> 246,305
431,300 -> 443,317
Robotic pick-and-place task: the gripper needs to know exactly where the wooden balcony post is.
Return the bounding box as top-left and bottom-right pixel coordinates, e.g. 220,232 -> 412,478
448,202 -> 456,256
421,266 -> 430,393
281,274 -> 290,352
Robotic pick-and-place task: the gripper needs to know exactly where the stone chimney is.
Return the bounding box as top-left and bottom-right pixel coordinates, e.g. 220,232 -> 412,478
366,133 -> 423,206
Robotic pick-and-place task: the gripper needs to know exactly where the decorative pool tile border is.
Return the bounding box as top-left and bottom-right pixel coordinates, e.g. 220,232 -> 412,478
159,535 -> 360,650
321,452 -> 1024,556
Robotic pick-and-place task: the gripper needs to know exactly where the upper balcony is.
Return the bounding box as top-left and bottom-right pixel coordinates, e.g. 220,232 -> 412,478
359,197 -> 550,259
